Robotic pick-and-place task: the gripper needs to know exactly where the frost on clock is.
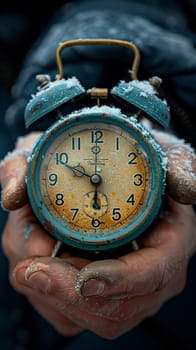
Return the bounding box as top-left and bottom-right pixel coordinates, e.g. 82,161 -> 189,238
70,104 -> 122,117
29,76 -> 84,100
118,79 -> 157,97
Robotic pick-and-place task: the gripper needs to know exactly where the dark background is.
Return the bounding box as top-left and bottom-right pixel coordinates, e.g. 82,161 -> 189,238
0,1 -> 67,90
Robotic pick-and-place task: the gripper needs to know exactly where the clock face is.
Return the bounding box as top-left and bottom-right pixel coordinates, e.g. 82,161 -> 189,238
28,111 -> 165,250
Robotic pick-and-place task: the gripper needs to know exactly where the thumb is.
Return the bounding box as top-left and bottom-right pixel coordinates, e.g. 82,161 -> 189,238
0,132 -> 41,210
151,130 -> 196,204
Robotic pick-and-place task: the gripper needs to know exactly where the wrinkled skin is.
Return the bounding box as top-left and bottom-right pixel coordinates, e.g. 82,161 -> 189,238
0,131 -> 196,339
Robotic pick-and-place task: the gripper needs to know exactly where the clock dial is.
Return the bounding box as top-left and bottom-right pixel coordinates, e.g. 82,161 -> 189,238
28,112 -> 165,250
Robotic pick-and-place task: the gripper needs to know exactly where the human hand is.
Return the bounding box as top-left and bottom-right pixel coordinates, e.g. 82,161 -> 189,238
150,129 -> 196,204
0,133 -> 88,336
0,131 -> 196,339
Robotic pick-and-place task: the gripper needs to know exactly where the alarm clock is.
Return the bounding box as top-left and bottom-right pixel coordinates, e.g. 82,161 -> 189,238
24,39 -> 170,253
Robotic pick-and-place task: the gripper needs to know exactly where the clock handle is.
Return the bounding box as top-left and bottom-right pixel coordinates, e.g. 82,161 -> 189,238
55,38 -> 140,81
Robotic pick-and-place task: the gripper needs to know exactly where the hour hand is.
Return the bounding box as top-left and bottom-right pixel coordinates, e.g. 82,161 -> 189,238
65,163 -> 90,177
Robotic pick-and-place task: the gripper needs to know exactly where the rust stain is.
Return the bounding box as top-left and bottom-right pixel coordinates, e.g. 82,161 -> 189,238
31,103 -> 42,114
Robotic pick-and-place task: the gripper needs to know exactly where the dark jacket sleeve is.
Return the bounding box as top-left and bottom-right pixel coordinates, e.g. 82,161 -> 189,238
4,0 -> 196,146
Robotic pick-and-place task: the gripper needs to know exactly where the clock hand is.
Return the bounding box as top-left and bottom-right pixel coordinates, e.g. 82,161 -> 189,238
92,190 -> 100,210
92,141 -> 102,209
90,173 -> 102,210
64,163 -> 91,177
65,161 -> 103,186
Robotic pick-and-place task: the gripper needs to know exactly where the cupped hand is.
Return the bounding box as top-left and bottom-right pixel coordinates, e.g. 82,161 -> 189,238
0,131 -> 196,339
0,133 -> 89,336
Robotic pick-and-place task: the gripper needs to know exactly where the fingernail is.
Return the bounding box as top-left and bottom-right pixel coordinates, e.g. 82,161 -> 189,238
14,262 -> 51,293
79,278 -> 105,297
26,271 -> 51,293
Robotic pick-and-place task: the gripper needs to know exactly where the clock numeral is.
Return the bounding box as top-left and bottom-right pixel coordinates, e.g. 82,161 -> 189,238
91,130 -> 104,144
134,174 -> 143,186
116,137 -> 120,150
70,208 -> 79,220
55,152 -> 68,165
55,193 -> 64,206
128,152 -> 137,165
48,173 -> 58,186
112,208 -> 121,221
127,193 -> 135,205
91,218 -> 101,227
71,137 -> 81,150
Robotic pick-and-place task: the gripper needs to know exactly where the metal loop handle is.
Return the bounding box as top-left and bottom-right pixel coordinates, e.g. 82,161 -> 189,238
55,39 -> 140,81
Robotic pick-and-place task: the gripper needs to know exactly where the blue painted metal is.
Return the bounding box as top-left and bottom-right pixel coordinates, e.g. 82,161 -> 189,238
111,80 -> 170,128
24,78 -> 85,128
27,108 -> 166,251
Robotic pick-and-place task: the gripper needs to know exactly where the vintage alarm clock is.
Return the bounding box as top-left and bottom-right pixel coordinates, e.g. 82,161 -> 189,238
24,39 -> 170,254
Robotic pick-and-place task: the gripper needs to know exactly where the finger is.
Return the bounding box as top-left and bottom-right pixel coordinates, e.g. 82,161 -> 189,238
151,130 -> 196,204
12,256 -> 169,340
75,250 -> 164,298
0,132 -> 41,210
167,145 -> 196,204
2,201 -> 91,266
12,258 -> 85,336
13,255 -> 89,291
0,149 -> 30,210
2,205 -> 56,267
11,256 -> 159,339
58,294 -> 161,339
12,256 -> 88,312
26,294 -> 84,337
142,197 -> 196,256
75,198 -> 194,298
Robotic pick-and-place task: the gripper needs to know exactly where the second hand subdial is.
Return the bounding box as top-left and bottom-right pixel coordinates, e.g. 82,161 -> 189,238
83,191 -> 108,218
